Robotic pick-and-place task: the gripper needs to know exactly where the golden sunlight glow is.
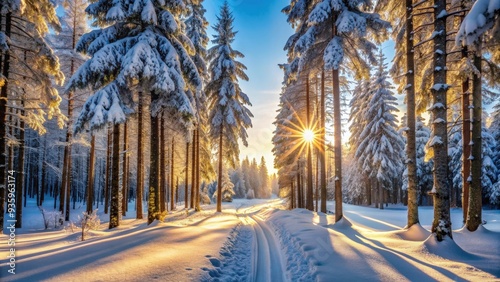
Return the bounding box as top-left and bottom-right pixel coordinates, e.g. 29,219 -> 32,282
303,129 -> 315,143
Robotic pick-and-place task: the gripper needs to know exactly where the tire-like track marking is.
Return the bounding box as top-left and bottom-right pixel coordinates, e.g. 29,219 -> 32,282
245,214 -> 286,282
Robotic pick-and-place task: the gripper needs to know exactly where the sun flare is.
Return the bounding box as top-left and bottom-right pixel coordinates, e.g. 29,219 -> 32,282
303,129 -> 315,143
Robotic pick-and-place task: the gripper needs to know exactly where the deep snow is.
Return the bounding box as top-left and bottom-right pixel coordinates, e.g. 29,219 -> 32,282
1,198 -> 499,281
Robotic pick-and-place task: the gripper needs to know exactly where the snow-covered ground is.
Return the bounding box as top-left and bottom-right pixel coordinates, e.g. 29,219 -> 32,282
1,198 -> 499,281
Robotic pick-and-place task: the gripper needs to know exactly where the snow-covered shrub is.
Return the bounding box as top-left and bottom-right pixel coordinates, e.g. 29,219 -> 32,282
39,208 -> 64,229
200,187 -> 211,205
246,189 -> 255,199
67,210 -> 101,241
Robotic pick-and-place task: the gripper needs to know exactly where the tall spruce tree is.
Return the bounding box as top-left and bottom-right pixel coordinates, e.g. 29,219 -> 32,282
376,0 -> 420,228
186,0 -> 209,211
355,52 -> 405,210
68,0 -> 201,227
283,0 -> 389,222
207,2 -> 253,212
0,0 -> 64,231
456,0 -> 500,231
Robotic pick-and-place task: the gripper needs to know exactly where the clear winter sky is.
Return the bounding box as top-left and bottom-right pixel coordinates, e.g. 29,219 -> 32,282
204,0 -> 293,174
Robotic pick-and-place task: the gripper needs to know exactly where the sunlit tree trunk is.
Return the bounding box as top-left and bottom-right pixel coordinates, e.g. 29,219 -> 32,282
136,92 -> 144,219
332,67 -> 343,222
405,0 -> 419,228
86,135 -> 95,214
0,10 -> 7,230
109,123 -> 121,229
216,126 -> 223,212
466,42 -> 482,232
122,122 -> 128,216
430,0 -> 452,241
195,128 -> 201,211
170,137 -> 175,211
190,129 -> 196,209
185,141 -> 189,209
160,115 -> 166,213
104,124 -> 112,214
320,70 -> 327,213
306,76 -> 314,211
148,112 -> 161,224
15,107 -> 25,228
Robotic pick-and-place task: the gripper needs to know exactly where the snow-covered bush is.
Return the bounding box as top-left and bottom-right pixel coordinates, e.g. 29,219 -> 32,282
200,187 -> 211,205
79,210 -> 100,241
39,208 -> 64,229
246,189 -> 255,199
67,210 -> 101,241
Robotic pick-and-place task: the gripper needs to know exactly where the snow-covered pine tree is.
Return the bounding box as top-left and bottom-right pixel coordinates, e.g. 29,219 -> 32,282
49,0 -> 90,222
491,103 -> 500,172
272,82 -> 305,209
376,0 -> 421,228
356,52 -> 405,210
212,165 -> 235,203
0,0 -> 64,230
249,158 -> 262,198
415,117 -> 433,205
259,157 -> 271,199
456,0 -> 500,231
347,79 -> 371,205
68,0 -> 202,226
207,2 -> 253,212
448,115 -> 463,207
230,167 -> 246,198
185,0 -> 209,212
456,0 -> 500,46
284,0 -> 390,221
482,120 -> 498,205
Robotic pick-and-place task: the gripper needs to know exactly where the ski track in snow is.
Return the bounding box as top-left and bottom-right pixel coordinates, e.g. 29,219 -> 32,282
247,213 -> 285,282
201,202 -> 286,282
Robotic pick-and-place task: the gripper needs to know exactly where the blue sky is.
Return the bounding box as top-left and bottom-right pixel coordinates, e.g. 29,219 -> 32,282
204,0 -> 293,172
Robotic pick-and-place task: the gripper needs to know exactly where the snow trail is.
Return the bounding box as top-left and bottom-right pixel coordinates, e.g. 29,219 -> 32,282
247,214 -> 286,282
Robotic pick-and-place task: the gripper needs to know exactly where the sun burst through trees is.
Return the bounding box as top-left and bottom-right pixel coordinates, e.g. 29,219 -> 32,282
303,129 -> 315,143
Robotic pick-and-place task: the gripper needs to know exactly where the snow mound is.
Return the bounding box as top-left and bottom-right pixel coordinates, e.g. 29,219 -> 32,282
326,216 -> 353,230
395,224 -> 431,241
421,234 -> 477,261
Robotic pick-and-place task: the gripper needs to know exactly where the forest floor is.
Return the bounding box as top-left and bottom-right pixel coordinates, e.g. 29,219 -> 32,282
1,198 -> 499,281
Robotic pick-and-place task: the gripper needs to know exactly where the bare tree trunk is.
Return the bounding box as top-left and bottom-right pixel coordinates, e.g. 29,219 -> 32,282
190,130 -> 196,209
379,183 -> 384,210
462,74 -> 470,218
297,163 -> 302,208
195,128 -> 201,211
109,123 -> 120,229
104,124 -> 112,214
122,122 -> 128,216
320,70 -> 327,213
170,137 -> 175,211
15,107 -> 25,228
185,141 -> 189,209
306,76 -> 314,211
332,67 -> 343,222
430,0 -> 452,241
148,112 -> 161,224
466,42 -> 482,232
216,126 -> 223,212
405,0 -> 419,228
160,116 -> 166,213
87,135 -> 95,214
290,181 -> 295,210
136,92 -> 144,219
0,11 -> 7,230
